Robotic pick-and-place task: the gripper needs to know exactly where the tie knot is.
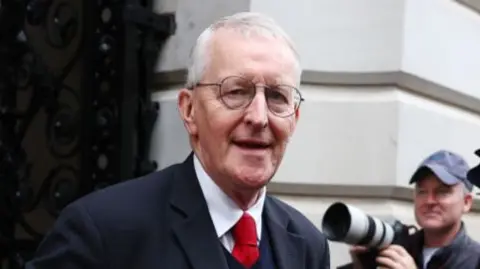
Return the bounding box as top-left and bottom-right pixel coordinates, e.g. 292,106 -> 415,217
233,213 -> 257,246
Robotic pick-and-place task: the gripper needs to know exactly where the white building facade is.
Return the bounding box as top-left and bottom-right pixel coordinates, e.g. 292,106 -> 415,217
149,0 -> 480,266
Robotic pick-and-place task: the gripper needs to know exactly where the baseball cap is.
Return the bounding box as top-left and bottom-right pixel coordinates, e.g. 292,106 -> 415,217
409,150 -> 473,191
467,149 -> 480,188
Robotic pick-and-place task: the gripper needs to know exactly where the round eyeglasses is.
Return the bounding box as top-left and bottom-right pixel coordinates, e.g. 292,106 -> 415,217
190,76 -> 304,118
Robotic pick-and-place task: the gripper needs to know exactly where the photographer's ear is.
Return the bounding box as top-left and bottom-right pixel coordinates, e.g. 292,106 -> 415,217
463,191 -> 473,213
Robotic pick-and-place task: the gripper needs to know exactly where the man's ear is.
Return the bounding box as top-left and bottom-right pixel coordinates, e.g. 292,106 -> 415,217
178,88 -> 198,136
463,192 -> 473,213
295,108 -> 300,121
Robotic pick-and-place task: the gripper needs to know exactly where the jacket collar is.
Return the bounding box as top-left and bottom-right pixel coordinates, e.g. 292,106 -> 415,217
410,222 -> 470,267
169,153 -> 307,269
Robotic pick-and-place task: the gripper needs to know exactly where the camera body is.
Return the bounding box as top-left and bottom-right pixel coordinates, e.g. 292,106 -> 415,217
467,149 -> 480,189
321,202 -> 416,267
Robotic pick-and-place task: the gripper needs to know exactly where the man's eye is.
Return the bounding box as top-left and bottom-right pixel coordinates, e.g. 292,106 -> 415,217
230,89 -> 246,95
437,189 -> 450,195
226,88 -> 249,95
267,90 -> 288,103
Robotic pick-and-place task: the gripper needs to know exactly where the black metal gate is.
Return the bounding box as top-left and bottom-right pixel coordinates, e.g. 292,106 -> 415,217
0,0 -> 175,267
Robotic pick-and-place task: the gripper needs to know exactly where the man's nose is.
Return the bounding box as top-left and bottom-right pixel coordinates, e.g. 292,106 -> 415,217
244,92 -> 268,129
425,193 -> 437,204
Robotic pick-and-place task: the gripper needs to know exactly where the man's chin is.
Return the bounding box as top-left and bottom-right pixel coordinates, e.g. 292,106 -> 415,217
230,167 -> 273,188
420,219 -> 444,230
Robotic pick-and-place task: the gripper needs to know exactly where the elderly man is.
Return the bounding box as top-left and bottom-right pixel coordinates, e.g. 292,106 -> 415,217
342,150 -> 480,269
25,12 -> 330,269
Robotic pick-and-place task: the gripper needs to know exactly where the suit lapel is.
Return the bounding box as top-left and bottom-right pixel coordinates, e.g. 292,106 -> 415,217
264,198 -> 306,269
170,153 -> 229,269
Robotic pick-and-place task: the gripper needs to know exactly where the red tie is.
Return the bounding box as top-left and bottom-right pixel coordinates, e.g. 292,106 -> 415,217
232,213 -> 260,268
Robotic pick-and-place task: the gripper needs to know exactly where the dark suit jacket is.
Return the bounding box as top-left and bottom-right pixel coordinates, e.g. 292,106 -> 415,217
25,154 -> 330,269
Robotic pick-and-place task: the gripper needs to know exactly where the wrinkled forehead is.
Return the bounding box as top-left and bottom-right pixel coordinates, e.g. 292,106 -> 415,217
206,29 -> 300,85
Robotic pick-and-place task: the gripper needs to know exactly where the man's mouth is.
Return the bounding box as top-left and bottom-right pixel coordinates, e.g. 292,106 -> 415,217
233,139 -> 271,149
423,211 -> 441,217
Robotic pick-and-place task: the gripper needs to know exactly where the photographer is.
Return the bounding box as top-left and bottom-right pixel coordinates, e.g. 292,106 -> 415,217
340,150 -> 480,269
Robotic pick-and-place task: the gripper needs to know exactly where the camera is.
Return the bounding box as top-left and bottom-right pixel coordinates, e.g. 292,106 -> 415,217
321,202 -> 417,267
467,149 -> 480,190
321,202 -> 416,248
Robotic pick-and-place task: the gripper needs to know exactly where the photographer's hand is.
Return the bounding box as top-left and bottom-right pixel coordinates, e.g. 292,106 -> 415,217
376,245 -> 417,269
349,246 -> 368,269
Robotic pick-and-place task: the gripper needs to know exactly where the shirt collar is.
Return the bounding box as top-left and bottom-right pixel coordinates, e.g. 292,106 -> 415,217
194,154 -> 265,240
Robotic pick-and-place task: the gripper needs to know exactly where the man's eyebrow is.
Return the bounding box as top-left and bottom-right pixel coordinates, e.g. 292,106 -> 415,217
233,73 -> 291,85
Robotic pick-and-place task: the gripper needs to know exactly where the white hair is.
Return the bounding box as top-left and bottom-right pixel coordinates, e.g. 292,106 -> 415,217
185,12 -> 302,89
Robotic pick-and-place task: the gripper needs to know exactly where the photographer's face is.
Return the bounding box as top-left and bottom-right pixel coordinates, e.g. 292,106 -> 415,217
414,174 -> 472,231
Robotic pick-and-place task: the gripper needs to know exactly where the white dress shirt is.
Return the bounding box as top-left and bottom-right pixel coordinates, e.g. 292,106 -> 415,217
194,154 -> 266,252
422,247 -> 438,269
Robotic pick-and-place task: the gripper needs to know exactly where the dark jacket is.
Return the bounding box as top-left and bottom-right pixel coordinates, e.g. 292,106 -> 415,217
338,223 -> 480,269
25,153 -> 330,269
406,223 -> 480,268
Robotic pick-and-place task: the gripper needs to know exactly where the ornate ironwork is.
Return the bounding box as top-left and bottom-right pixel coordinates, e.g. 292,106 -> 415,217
0,0 -> 176,267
